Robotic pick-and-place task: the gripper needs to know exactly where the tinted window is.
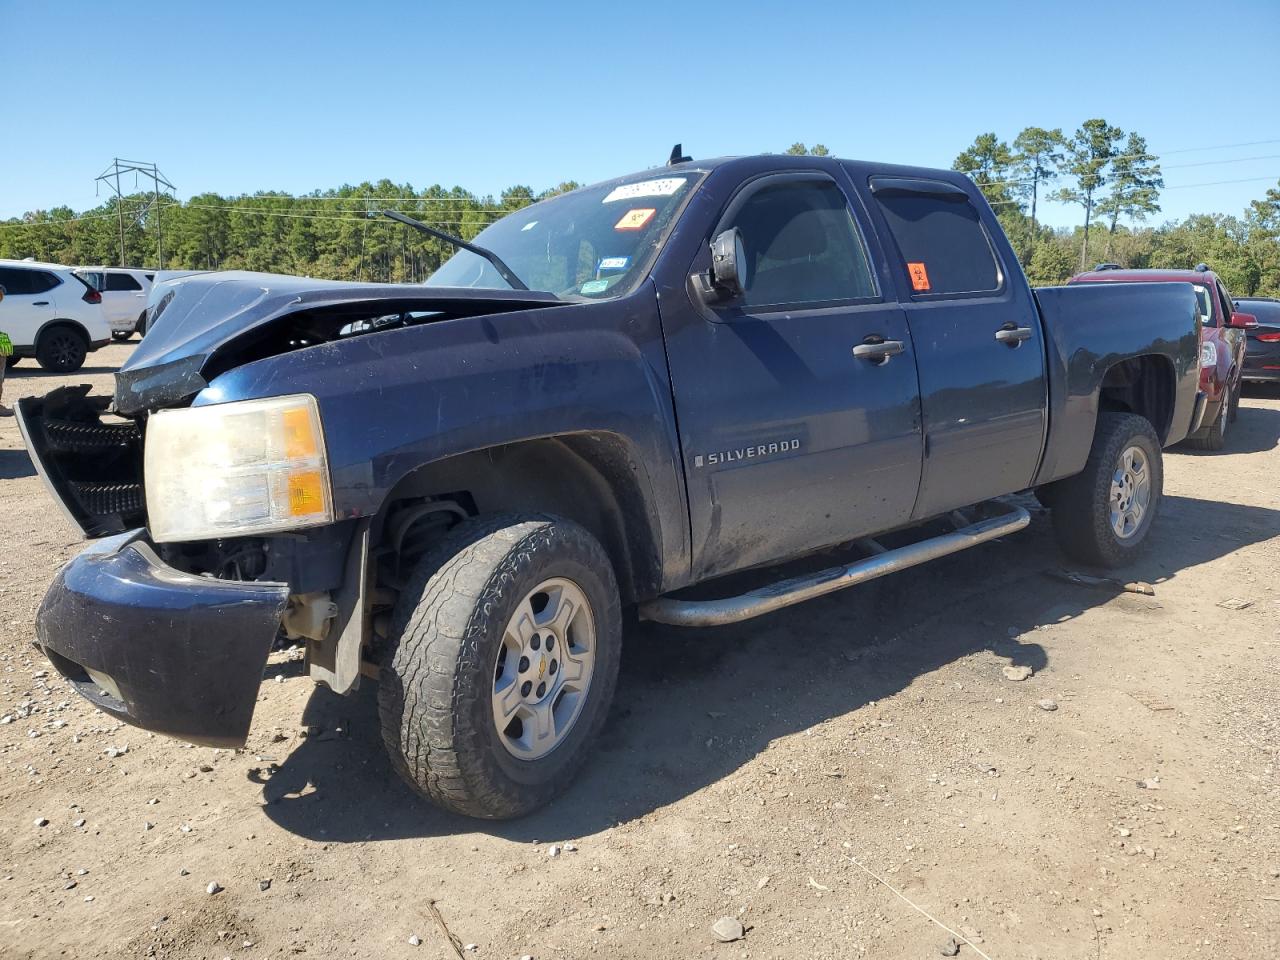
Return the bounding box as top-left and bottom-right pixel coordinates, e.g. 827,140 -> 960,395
0,267 -> 59,295
726,179 -> 876,307
105,272 -> 142,291
872,186 -> 1001,295
1240,300 -> 1280,324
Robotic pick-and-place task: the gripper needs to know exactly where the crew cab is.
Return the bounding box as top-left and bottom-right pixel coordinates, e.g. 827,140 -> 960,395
20,153 -> 1201,818
1070,264 -> 1254,450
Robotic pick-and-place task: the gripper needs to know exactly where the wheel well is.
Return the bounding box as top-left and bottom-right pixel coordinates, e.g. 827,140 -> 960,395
1097,355 -> 1176,443
36,319 -> 90,347
371,434 -> 663,604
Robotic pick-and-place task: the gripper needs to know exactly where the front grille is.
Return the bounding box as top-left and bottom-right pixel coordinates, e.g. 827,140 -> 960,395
16,385 -> 146,537
69,482 -> 145,518
43,418 -> 141,454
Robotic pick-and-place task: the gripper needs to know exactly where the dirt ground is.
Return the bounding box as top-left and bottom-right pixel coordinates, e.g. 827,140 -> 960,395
1,342 -> 1277,960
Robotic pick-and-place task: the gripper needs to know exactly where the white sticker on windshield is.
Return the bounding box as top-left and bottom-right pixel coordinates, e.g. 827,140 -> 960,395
602,178 -> 687,204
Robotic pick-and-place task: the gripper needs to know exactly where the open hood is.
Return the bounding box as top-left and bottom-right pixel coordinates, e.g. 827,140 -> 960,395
114,271 -> 560,415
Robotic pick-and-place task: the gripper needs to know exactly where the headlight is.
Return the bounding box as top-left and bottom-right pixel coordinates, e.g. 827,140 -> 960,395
1200,341 -> 1218,367
145,394 -> 333,543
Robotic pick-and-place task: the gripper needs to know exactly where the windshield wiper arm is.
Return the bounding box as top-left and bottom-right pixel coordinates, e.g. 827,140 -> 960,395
380,209 -> 528,291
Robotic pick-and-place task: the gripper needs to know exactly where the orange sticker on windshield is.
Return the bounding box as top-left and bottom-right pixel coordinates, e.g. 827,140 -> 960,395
907,262 -> 931,291
615,208 -> 656,231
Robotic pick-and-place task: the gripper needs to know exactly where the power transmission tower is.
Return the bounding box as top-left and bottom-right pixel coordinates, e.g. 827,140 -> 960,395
94,159 -> 176,268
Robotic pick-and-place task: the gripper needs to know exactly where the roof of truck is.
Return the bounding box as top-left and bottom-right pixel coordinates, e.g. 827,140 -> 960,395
1070,267 -> 1218,284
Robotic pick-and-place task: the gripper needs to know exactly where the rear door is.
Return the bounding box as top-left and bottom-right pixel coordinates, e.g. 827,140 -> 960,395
860,176 -> 1047,519
102,271 -> 146,326
662,171 -> 923,579
0,266 -> 57,349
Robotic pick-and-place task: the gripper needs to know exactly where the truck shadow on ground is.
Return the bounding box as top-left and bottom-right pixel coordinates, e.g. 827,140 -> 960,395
258,488 -> 1280,844
0,449 -> 35,480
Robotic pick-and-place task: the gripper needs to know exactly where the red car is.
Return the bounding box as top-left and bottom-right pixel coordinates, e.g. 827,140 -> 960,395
1069,265 -> 1256,449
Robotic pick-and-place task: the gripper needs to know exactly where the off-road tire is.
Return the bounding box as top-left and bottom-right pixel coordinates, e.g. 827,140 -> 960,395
377,513 -> 622,819
35,326 -> 88,372
1185,395 -> 1227,451
1050,412 -> 1163,568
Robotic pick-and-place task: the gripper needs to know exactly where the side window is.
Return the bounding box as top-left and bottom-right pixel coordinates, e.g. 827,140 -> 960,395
0,267 -> 25,294
872,184 -> 1001,296
726,179 -> 876,308
28,271 -> 60,294
1216,282 -> 1233,321
105,272 -> 143,291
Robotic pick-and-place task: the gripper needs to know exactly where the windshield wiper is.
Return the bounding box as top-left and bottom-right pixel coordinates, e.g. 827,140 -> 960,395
380,209 -> 528,291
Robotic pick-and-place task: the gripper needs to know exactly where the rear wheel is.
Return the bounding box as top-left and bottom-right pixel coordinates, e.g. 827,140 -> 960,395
4,356 -> 19,369
377,514 -> 621,818
35,326 -> 88,372
1185,396 -> 1228,451
111,331 -> 132,342
1050,412 -> 1163,568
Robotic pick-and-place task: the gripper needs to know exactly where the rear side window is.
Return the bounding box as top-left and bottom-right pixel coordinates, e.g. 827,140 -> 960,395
872,183 -> 1001,296
78,271 -> 106,291
0,267 -> 59,295
105,272 -> 143,291
726,179 -> 876,308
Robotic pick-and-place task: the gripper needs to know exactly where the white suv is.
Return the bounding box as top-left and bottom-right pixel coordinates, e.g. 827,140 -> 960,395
0,260 -> 112,371
74,267 -> 154,340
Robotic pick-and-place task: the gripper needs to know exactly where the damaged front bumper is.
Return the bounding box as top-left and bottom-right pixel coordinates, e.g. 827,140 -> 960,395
36,530 -> 289,748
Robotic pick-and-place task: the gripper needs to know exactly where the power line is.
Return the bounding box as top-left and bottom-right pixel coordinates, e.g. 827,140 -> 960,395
968,138 -> 1280,189
984,173 -> 1279,207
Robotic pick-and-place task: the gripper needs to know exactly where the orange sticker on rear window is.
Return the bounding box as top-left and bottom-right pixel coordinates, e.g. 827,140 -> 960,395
615,208 -> 656,231
907,262 -> 931,291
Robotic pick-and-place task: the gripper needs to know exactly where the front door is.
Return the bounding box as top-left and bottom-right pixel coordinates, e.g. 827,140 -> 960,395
661,172 -> 923,580
861,176 -> 1047,519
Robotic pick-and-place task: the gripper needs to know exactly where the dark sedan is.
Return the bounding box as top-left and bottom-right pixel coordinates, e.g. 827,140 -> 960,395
1237,297 -> 1280,383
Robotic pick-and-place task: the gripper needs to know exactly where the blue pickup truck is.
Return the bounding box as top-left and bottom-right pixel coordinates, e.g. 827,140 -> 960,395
19,151 -> 1202,818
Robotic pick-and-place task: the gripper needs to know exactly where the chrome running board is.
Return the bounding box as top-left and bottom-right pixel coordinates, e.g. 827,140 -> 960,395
638,500 -> 1031,627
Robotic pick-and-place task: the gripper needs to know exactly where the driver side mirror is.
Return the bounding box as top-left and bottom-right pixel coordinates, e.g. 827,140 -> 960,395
1229,311 -> 1259,330
694,228 -> 749,303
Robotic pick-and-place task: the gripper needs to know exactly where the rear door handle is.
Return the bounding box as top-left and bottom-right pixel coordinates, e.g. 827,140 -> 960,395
852,339 -> 905,362
995,325 -> 1032,345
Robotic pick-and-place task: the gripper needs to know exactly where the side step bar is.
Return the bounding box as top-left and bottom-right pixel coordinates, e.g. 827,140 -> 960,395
638,501 -> 1031,627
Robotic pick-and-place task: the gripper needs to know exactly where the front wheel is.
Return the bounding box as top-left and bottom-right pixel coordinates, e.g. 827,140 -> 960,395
1185,395 -> 1228,451
111,330 -> 132,342
1050,412 -> 1163,568
378,514 -> 621,819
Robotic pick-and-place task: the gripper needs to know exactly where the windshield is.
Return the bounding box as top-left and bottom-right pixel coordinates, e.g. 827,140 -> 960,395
424,173 -> 700,299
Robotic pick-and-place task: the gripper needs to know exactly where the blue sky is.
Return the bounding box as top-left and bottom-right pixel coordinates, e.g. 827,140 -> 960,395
2,0 -> 1278,228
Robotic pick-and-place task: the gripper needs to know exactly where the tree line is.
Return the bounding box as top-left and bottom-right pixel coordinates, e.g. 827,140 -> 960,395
952,120 -> 1280,295
1,134 -> 1277,296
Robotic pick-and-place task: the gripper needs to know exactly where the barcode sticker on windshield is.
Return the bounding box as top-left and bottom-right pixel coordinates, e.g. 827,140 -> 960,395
615,208 -> 656,231
907,262 -> 931,291
602,178 -> 686,204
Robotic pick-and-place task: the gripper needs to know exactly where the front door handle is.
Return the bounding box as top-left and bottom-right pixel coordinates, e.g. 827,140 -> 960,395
995,324 -> 1032,345
852,338 -> 905,362
32,301 -> 50,306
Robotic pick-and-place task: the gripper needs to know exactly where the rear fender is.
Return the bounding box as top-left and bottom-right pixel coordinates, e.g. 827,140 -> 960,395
1033,282 -> 1200,485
